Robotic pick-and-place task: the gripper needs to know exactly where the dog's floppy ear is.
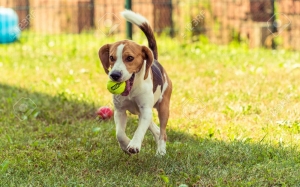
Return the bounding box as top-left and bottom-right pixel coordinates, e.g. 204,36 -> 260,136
98,44 -> 111,74
142,46 -> 154,80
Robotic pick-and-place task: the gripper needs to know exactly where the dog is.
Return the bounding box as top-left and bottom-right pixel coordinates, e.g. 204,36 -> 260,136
98,10 -> 172,155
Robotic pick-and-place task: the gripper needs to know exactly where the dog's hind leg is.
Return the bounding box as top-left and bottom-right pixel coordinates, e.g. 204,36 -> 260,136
156,81 -> 172,156
155,104 -> 170,156
156,106 -> 168,156
148,121 -> 160,146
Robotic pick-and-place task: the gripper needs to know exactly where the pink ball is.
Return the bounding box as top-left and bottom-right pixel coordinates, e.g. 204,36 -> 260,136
97,106 -> 113,120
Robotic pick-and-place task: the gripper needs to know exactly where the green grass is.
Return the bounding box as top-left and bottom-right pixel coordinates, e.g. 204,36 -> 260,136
0,33 -> 300,186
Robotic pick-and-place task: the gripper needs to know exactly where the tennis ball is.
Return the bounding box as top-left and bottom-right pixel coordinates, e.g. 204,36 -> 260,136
107,80 -> 126,94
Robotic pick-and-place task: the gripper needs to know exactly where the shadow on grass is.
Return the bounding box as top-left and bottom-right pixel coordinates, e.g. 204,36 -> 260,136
0,83 -> 299,186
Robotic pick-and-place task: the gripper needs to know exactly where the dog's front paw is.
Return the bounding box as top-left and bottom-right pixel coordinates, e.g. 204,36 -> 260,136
120,144 -> 132,155
117,137 -> 131,154
127,140 -> 141,154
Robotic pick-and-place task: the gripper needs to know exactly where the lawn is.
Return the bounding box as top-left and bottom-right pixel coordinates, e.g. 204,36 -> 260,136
0,33 -> 300,186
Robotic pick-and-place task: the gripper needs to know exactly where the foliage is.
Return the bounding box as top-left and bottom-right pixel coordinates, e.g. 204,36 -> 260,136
0,33 -> 300,186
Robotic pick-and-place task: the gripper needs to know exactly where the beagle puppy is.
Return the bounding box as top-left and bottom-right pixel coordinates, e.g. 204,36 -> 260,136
98,10 -> 172,155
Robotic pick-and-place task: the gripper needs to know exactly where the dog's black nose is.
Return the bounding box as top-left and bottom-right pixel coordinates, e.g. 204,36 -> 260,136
110,71 -> 122,81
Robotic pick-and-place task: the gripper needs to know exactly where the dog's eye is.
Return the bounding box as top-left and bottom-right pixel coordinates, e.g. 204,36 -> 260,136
126,56 -> 134,62
109,56 -> 114,61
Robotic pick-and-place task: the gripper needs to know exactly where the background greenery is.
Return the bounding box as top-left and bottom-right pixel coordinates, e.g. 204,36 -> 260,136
0,33 -> 299,186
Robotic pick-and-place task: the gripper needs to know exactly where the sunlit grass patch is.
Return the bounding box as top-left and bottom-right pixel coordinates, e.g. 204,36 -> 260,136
0,33 -> 300,186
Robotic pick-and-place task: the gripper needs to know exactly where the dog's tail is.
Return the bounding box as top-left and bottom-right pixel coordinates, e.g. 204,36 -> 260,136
121,10 -> 158,60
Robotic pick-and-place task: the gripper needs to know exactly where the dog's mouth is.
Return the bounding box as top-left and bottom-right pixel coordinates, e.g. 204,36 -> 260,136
121,73 -> 135,96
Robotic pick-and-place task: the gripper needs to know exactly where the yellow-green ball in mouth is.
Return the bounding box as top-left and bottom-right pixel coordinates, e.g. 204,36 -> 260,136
107,80 -> 126,94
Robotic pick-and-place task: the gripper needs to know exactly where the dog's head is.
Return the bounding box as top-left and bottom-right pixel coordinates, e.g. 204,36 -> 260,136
98,40 -> 154,95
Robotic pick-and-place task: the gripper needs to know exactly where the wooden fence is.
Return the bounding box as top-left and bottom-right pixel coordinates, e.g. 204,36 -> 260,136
0,0 -> 299,50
